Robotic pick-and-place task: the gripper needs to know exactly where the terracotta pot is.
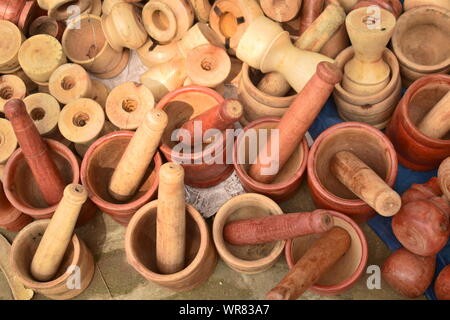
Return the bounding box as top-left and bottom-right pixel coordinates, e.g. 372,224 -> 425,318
260,0 -> 302,22
236,16 -> 333,93
438,157 -> 450,200
435,265 -> 450,300
333,47 -> 402,129
62,15 -> 129,79
142,0 -> 194,43
29,15 -> 65,40
0,118 -> 18,165
234,117 -> 308,201
0,20 -> 25,74
0,0 -> 38,32
125,199 -> 217,291
213,193 -> 285,274
404,0 -> 450,11
47,0 -> 92,21
188,0 -> 211,22
3,139 -> 96,225
10,220 -> 94,300
80,131 -> 162,225
0,182 -> 31,232
101,2 -> 147,51
238,64 -> 296,124
0,75 -> 27,113
386,74 -> 450,171
391,6 -> 450,87
18,34 -> 67,85
285,210 -> 368,295
24,93 -> 60,136
307,122 -> 398,223
209,0 -> 263,54
342,7 -> 396,96
156,86 -> 234,188
105,82 -> 155,130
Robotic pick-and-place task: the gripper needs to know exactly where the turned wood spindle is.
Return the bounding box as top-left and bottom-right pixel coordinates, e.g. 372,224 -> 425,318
156,162 -> 186,274
4,99 -> 65,205
179,99 -> 243,145
266,227 -> 351,300
249,62 -> 342,184
30,184 -> 88,282
108,109 -> 168,202
330,150 -> 402,216
418,91 -> 450,140
224,210 -> 334,245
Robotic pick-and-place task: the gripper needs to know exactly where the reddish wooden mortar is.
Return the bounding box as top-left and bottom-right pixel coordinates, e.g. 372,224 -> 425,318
0,0 -> 39,33
81,131 -> 162,226
285,210 -> 368,295
0,182 -> 32,232
156,85 -> 234,188
3,139 -> 96,226
307,122 -> 398,223
386,74 -> 450,171
233,117 -> 309,201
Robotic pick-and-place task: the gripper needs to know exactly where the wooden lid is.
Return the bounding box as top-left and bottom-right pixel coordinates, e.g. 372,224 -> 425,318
0,75 -> 27,112
24,93 -> 61,135
0,20 -> 24,72
49,63 -> 92,104
0,118 -> 18,164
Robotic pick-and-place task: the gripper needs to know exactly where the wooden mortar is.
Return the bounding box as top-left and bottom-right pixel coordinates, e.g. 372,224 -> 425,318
29,15 -> 64,40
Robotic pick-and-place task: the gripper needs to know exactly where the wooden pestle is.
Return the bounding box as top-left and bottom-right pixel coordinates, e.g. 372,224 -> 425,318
418,91 -> 450,139
330,150 -> 401,217
179,99 -> 243,145
156,162 -> 186,274
266,227 -> 351,300
30,184 -> 88,282
249,62 -> 342,184
299,0 -> 325,35
257,1 -> 344,97
224,210 -> 334,245
4,99 -> 65,205
108,109 -> 168,201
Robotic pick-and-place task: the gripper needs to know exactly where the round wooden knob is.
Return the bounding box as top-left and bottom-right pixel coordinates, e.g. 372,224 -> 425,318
58,98 -> 105,144
18,34 -> 66,84
0,118 -> 18,164
24,93 -> 61,136
49,63 -> 92,105
0,20 -> 24,74
106,82 -> 155,129
0,75 -> 27,113
186,44 -> 231,88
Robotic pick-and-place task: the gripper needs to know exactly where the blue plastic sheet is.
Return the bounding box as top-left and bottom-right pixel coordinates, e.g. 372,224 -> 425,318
308,95 -> 450,300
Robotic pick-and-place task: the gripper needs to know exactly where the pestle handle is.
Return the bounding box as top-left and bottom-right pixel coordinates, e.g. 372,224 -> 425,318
417,91 -> 450,140
156,162 -> 186,274
299,0 -> 325,35
4,99 -> 65,205
249,62 -> 342,184
30,184 -> 88,282
330,150 -> 401,217
224,210 -> 334,245
108,109 -> 168,201
266,227 -> 351,300
180,99 -> 243,145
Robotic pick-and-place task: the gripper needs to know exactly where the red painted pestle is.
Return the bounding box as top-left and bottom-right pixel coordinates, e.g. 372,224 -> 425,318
4,99 -> 65,205
224,210 -> 334,245
299,0 -> 325,35
179,99 -> 243,145
249,61 -> 343,184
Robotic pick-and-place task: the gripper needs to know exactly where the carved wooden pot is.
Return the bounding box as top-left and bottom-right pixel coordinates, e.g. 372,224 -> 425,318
333,47 -> 402,129
386,74 -> 450,171
233,118 -> 308,201
62,15 -> 130,79
157,86 -> 234,188
307,122 -> 398,223
391,6 -> 450,87
10,220 -> 94,299
80,131 -> 162,225
125,200 -> 217,291
213,193 -> 285,274
285,210 -> 368,294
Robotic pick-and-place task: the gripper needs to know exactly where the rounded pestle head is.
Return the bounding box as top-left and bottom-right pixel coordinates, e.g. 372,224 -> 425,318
63,183 -> 88,205
4,98 -> 27,121
219,99 -> 244,123
316,61 -> 343,85
374,190 -> 402,217
143,109 -> 169,132
159,162 -> 185,185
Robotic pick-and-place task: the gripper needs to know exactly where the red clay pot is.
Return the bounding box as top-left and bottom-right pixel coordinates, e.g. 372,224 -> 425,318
233,117 -> 309,201
3,139 -> 96,226
386,74 -> 450,171
307,122 -> 398,223
285,210 -> 368,295
81,131 -> 162,226
0,182 -> 32,232
156,85 -> 234,188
